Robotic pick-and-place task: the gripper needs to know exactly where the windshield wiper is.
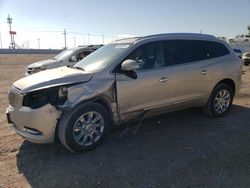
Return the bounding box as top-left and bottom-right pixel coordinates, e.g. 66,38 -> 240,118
72,66 -> 85,71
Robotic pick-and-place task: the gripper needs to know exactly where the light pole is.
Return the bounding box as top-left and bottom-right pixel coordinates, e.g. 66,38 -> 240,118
88,33 -> 90,45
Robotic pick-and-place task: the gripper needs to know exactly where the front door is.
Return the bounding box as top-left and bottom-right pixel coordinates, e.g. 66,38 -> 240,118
115,41 -> 173,115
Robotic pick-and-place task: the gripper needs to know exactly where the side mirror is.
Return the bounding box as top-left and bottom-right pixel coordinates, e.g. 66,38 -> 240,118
70,56 -> 77,62
121,59 -> 139,71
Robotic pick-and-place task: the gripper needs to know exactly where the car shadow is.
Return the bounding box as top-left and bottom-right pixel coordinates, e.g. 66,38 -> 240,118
16,105 -> 250,188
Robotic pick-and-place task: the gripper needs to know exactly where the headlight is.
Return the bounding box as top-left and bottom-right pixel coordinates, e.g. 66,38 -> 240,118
32,66 -> 46,73
23,86 -> 68,109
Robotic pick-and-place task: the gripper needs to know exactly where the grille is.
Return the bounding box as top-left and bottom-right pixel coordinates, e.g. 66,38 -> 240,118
8,87 -> 23,108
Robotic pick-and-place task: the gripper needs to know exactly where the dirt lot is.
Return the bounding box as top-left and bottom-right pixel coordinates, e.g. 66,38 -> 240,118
0,54 -> 250,188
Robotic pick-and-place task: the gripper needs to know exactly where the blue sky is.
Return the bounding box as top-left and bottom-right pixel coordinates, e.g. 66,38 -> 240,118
0,0 -> 250,48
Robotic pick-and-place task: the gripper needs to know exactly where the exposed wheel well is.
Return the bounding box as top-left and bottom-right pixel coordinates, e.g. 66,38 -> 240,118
216,79 -> 235,96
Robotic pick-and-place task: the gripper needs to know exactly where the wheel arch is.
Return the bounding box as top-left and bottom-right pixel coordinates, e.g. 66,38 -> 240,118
54,96 -> 115,142
215,78 -> 236,96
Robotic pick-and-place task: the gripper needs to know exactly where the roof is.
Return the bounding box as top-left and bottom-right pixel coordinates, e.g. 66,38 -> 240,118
113,33 -> 216,44
68,45 -> 103,51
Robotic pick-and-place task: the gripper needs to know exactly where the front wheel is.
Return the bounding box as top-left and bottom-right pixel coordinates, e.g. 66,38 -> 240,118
203,83 -> 234,117
58,103 -> 111,152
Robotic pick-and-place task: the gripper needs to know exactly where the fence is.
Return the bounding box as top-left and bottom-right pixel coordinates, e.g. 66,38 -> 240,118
0,48 -> 62,54
230,43 -> 250,53
0,42 -> 249,55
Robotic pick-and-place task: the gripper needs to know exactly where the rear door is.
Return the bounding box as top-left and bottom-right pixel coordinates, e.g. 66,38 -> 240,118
164,40 -> 212,104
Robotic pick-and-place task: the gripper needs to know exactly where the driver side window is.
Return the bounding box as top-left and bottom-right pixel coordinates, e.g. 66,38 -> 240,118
127,42 -> 165,71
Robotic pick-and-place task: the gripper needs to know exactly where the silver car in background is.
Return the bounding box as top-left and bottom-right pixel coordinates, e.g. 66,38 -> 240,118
26,45 -> 103,75
6,33 -> 242,152
242,52 -> 250,66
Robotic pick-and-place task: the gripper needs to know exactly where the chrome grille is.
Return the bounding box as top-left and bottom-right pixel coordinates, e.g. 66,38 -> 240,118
8,87 -> 23,108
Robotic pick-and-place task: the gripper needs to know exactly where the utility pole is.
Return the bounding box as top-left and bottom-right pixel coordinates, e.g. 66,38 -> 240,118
83,37 -> 85,45
63,28 -> 67,49
74,36 -> 76,47
7,15 -> 13,48
37,38 -> 40,49
7,14 -> 16,49
88,33 -> 90,45
0,31 -> 2,48
101,34 -> 104,44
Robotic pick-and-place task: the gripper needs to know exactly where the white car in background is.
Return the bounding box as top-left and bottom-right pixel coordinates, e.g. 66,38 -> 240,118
229,35 -> 250,43
26,45 -> 103,75
217,37 -> 227,42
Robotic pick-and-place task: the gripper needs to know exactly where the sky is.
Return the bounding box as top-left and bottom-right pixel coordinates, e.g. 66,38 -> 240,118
0,0 -> 250,49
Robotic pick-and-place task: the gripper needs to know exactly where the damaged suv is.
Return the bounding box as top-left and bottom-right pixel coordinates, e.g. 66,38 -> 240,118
6,33 -> 242,152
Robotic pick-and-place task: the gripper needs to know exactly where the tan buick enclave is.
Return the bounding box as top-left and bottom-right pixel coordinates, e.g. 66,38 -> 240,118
6,33 -> 242,152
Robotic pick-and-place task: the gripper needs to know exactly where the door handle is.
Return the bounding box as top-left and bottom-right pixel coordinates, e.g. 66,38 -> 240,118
201,70 -> 207,75
159,77 -> 169,83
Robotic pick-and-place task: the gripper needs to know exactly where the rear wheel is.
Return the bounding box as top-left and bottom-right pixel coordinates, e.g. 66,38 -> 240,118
203,83 -> 234,117
58,103 -> 111,152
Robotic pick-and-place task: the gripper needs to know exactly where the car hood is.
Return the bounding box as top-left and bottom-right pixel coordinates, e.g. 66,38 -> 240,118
13,66 -> 93,93
27,59 -> 61,68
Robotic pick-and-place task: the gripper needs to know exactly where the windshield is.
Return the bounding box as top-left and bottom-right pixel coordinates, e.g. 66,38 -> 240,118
54,49 -> 74,60
74,43 -> 130,72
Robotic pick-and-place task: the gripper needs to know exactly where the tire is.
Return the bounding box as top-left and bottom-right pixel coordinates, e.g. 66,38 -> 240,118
203,83 -> 234,117
244,39 -> 249,43
243,61 -> 249,66
58,103 -> 111,153
229,39 -> 233,43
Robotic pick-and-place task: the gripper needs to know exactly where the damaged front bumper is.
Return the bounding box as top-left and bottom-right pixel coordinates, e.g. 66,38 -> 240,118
6,104 -> 61,143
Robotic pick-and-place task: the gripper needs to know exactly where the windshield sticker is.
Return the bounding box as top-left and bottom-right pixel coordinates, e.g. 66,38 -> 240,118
115,45 -> 129,49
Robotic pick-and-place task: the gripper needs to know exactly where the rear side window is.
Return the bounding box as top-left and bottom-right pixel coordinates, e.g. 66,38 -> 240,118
164,40 -> 230,66
201,41 -> 230,59
164,40 -> 197,65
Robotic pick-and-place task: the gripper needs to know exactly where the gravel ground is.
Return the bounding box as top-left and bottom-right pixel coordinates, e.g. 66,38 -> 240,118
0,54 -> 250,188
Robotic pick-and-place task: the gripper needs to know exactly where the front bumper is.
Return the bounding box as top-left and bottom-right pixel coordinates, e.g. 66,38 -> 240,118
6,104 -> 61,143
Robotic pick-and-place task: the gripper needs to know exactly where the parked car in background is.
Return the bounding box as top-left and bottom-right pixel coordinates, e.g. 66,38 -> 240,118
242,52 -> 250,66
6,33 -> 242,153
229,35 -> 250,43
217,36 -> 227,42
26,45 -> 103,75
233,48 -> 243,58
